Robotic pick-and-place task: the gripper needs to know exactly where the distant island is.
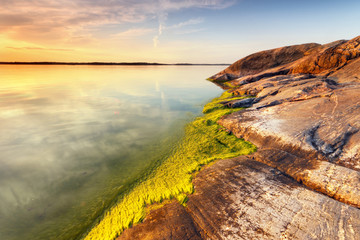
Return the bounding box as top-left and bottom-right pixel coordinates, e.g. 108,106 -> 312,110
0,62 -> 229,66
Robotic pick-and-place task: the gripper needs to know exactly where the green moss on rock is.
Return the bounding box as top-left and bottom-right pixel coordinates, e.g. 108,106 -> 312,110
83,91 -> 256,240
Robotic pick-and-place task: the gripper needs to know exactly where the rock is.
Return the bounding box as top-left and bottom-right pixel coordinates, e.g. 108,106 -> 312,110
118,201 -> 203,240
188,157 -> 360,239
117,36 -> 360,239
118,157 -> 360,239
252,149 -> 360,208
213,36 -> 360,210
225,98 -> 256,108
209,43 -> 321,83
218,78 -> 360,170
209,36 -> 360,88
290,36 -> 360,75
329,57 -> 360,84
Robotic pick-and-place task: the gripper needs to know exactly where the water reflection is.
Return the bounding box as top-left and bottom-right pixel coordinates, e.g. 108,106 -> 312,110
0,65 -> 222,239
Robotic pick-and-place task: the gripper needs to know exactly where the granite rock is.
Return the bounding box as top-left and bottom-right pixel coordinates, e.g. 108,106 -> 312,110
118,36 -> 360,239
119,157 -> 360,239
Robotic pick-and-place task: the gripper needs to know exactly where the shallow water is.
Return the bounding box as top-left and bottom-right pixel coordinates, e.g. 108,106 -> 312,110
0,65 -> 223,240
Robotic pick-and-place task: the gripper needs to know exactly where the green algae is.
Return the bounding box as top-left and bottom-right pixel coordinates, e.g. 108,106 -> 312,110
83,91 -> 256,240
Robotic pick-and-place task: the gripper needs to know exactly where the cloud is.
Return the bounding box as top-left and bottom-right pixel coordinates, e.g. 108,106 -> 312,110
150,1 -> 235,47
0,0 -> 234,29
153,0 -> 236,11
6,47 -> 74,52
174,28 -> 206,35
114,28 -> 155,39
152,17 -> 205,47
153,36 -> 159,48
0,14 -> 33,26
0,0 -> 236,47
165,18 -> 204,30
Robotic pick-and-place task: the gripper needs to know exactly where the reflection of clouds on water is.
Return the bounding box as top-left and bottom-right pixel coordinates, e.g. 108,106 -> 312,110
0,86 -> 179,220
0,65 -> 223,239
155,79 -> 160,92
0,96 -> 166,213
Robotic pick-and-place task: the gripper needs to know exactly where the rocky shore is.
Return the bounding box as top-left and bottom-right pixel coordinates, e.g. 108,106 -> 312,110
118,36 -> 360,239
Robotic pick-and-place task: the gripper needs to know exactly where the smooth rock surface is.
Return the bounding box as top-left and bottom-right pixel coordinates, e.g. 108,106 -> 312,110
188,157 -> 360,240
118,201 -> 203,240
219,78 -> 360,169
119,157 -> 360,239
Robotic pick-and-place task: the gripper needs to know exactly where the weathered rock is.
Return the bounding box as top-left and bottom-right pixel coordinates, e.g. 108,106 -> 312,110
118,201 -> 203,240
225,98 -> 257,108
212,36 -> 360,211
252,149 -> 360,208
117,36 -> 360,239
290,36 -> 360,75
119,157 -> 360,239
188,157 -> 360,239
210,36 -> 360,88
210,43 -> 320,82
329,57 -> 360,84
218,80 -> 360,170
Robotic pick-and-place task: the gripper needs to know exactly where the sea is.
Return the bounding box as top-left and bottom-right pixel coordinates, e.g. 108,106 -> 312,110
0,65 -> 223,240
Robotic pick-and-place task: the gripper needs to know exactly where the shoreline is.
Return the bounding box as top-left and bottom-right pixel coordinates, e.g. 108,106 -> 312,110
81,91 -> 256,240
85,36 -> 360,239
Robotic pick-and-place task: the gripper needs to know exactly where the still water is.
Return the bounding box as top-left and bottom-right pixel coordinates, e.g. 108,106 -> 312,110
0,65 -> 223,240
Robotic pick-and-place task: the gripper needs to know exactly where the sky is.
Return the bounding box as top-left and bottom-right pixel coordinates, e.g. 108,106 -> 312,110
1,0 -> 360,63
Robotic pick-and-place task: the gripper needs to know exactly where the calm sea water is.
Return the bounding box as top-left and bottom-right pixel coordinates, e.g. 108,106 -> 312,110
0,65 -> 223,240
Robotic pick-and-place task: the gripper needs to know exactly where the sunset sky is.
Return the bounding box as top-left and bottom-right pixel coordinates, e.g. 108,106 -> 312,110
1,0 -> 360,63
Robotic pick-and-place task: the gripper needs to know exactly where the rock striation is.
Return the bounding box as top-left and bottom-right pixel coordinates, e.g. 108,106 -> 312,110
214,36 -> 360,209
119,36 -> 360,239
119,157 -> 360,239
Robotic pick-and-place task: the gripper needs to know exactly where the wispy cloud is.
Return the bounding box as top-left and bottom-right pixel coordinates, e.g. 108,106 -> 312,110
152,17 -> 206,47
0,0 -> 235,30
6,47 -> 74,52
174,28 -> 206,35
153,36 -> 159,48
150,1 -> 235,47
165,18 -> 205,30
114,28 -> 155,39
0,0 -> 236,49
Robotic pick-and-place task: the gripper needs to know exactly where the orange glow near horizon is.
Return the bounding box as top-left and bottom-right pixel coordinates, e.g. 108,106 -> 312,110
1,1 -> 359,64
0,0 -> 235,64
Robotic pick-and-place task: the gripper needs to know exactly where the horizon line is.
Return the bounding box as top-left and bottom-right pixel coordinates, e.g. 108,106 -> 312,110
0,61 -> 230,66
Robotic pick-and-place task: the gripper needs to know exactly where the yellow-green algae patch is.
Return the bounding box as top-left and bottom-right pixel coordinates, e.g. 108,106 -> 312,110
83,91 -> 256,240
